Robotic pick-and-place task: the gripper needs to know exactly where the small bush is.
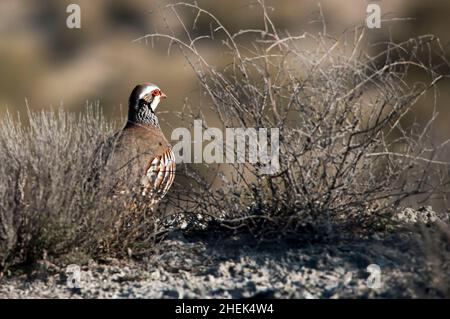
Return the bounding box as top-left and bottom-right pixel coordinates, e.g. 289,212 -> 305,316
143,2 -> 450,237
0,107 -> 169,270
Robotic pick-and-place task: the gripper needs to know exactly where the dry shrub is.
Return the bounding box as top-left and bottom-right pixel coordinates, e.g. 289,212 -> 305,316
0,107 -> 169,270
144,2 -> 450,237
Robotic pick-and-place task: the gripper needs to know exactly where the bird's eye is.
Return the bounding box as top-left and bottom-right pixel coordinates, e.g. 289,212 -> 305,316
151,89 -> 161,96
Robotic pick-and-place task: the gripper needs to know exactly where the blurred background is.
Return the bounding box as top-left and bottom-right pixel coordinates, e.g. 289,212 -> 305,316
0,0 -> 449,152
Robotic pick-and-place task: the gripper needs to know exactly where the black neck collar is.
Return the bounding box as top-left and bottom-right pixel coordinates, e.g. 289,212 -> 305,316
128,101 -> 160,128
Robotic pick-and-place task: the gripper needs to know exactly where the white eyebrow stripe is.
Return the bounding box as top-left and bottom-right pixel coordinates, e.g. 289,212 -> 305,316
138,87 -> 154,99
138,84 -> 160,99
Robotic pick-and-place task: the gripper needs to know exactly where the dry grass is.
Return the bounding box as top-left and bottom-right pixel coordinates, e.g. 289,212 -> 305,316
0,107 -> 172,270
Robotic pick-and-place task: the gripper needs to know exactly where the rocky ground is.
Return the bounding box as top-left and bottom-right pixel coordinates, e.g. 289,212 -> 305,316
0,207 -> 448,299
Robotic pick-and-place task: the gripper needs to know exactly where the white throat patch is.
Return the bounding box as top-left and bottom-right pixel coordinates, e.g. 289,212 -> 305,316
150,95 -> 161,111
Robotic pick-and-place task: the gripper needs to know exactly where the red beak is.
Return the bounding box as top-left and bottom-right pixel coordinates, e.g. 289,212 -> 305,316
160,91 -> 167,99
